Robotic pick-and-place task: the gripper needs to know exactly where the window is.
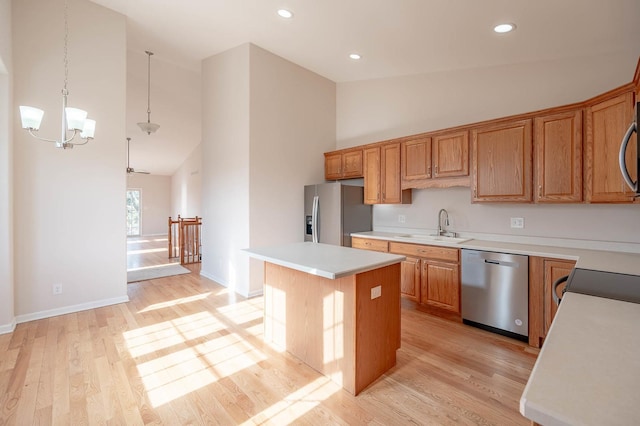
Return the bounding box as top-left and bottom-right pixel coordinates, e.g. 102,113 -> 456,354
127,189 -> 141,236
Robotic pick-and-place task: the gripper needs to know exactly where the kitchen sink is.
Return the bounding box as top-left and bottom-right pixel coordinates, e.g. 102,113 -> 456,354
393,234 -> 471,244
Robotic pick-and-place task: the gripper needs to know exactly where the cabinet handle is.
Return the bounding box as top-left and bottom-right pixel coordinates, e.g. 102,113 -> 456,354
435,165 -> 438,174
538,185 -> 542,197
474,188 -> 477,198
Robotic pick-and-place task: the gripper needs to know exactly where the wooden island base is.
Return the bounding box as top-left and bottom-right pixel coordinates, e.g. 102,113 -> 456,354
263,262 -> 401,395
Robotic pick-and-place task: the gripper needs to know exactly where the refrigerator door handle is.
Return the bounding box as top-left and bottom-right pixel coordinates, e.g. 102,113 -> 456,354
312,195 -> 319,243
619,121 -> 638,192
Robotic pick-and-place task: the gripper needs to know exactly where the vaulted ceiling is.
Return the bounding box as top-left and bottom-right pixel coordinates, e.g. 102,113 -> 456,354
91,0 -> 640,175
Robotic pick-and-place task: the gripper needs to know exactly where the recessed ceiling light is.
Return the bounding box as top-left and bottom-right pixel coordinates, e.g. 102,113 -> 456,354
494,23 -> 516,33
349,53 -> 361,60
277,9 -> 293,19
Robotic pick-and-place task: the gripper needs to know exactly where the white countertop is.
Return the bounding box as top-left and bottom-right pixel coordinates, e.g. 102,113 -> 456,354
519,292 -> 640,426
351,231 -> 640,275
244,242 -> 405,279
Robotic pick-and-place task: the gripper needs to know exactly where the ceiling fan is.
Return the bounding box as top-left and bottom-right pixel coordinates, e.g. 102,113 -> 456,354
126,137 -> 150,174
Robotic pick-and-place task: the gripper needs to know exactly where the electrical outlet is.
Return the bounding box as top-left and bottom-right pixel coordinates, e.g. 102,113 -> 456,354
371,285 -> 382,299
53,284 -> 63,295
398,214 -> 406,223
510,217 -> 524,229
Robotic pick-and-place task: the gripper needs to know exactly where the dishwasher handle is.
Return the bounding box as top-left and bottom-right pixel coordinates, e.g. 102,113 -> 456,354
552,275 -> 569,306
484,259 -> 520,267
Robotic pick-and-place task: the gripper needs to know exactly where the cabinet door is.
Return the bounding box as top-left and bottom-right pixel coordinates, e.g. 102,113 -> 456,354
400,257 -> 421,302
324,152 -> 343,180
363,146 -> 381,204
585,91 -> 636,203
472,119 -> 533,202
433,131 -> 469,178
381,142 -> 403,203
534,110 -> 583,202
401,137 -> 431,181
342,149 -> 363,178
543,259 -> 575,336
421,260 -> 460,313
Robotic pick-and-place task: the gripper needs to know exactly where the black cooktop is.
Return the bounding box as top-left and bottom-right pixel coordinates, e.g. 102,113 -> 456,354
565,268 -> 640,304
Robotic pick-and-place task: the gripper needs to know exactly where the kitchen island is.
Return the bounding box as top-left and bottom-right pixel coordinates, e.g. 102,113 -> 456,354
245,242 -> 405,395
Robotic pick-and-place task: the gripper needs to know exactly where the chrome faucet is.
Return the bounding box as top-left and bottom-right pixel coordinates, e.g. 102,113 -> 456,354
437,208 -> 449,236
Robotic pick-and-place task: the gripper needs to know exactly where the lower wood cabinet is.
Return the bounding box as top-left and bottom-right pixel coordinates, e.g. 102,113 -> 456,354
529,256 -> 576,348
543,259 -> 576,336
354,237 -> 461,310
389,241 -> 461,313
351,237 -> 388,252
400,256 -> 421,302
421,259 -> 460,312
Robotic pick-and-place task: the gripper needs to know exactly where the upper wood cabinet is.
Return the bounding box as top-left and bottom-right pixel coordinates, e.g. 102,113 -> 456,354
401,132 -> 469,189
585,91 -> 637,203
364,143 -> 412,204
471,119 -> 533,202
433,131 -> 470,178
324,148 -> 363,180
534,110 -> 583,203
402,137 -> 432,182
324,149 -> 363,180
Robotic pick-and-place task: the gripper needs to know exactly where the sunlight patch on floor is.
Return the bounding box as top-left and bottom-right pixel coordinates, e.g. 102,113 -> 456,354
127,262 -> 179,272
241,376 -> 340,425
124,311 -> 222,357
124,310 -> 267,407
138,292 -> 212,313
127,248 -> 168,255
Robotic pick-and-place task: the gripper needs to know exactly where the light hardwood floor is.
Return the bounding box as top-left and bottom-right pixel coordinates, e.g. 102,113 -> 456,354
1,238 -> 539,425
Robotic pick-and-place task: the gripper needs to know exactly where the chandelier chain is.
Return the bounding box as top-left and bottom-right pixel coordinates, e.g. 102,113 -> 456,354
63,0 -> 69,94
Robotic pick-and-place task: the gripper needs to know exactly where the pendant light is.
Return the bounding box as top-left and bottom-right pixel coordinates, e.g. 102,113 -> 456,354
18,0 -> 96,149
137,50 -> 160,135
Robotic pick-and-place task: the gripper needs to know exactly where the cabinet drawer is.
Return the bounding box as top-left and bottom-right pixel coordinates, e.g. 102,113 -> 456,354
352,237 -> 389,252
389,242 -> 459,262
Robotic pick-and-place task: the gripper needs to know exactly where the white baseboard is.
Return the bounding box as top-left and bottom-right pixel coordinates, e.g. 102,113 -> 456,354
199,269 -> 263,298
15,295 -> 130,325
0,318 -> 16,335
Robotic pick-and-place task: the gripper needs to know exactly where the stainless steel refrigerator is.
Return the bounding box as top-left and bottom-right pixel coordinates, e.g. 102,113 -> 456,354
304,182 -> 372,247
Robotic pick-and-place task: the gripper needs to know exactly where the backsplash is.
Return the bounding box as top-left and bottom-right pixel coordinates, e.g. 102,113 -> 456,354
373,187 -> 640,252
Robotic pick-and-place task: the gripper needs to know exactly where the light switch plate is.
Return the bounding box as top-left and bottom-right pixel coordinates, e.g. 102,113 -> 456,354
371,285 -> 382,299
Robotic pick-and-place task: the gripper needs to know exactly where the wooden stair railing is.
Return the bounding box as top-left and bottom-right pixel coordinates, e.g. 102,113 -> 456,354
168,215 -> 202,264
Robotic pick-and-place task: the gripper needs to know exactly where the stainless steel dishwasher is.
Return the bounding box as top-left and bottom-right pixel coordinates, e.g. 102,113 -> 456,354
461,249 -> 529,341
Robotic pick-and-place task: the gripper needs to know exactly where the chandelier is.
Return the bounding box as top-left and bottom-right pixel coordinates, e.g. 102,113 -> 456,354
18,0 -> 96,149
137,50 -> 160,135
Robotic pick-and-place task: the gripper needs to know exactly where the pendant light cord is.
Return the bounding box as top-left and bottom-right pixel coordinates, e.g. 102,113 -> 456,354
63,0 -> 69,96
145,51 -> 153,121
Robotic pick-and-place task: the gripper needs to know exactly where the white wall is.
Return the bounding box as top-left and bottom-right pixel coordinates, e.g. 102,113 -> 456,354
337,52 -> 639,147
336,52 -> 640,251
248,44 -> 336,294
171,143 -> 202,218
201,44 -> 251,296
200,43 -> 336,297
12,0 -> 128,320
127,173 -> 171,236
0,0 -> 14,333
126,50 -> 201,176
